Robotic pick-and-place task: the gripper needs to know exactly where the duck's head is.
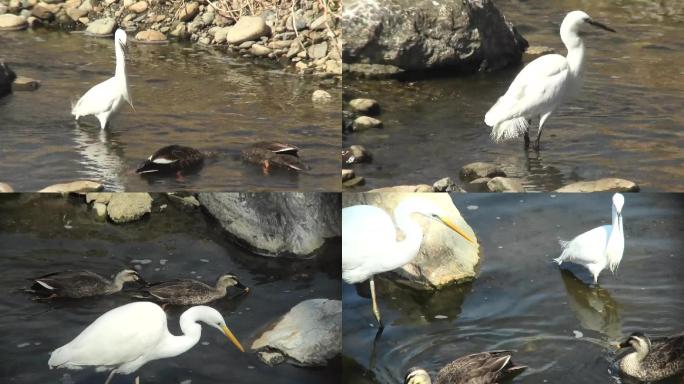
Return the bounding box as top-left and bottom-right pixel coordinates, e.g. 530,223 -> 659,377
217,273 -> 249,292
562,11 -> 616,34
115,269 -> 143,284
404,367 -> 431,384
618,332 -> 652,353
397,198 -> 477,245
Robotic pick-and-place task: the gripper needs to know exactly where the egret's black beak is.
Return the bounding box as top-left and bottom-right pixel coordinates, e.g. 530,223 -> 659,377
587,19 -> 616,33
118,40 -> 129,57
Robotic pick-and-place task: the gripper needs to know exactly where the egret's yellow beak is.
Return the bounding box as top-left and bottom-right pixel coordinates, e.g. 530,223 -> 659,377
439,217 -> 477,244
221,324 -> 245,353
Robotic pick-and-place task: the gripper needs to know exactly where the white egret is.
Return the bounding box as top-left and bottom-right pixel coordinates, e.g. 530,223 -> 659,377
554,193 -> 625,285
29,269 -> 142,299
137,273 -> 249,306
616,332 -> 684,381
48,301 -> 244,384
404,351 -> 526,384
342,197 -> 477,327
484,10 -> 616,150
72,29 -> 134,130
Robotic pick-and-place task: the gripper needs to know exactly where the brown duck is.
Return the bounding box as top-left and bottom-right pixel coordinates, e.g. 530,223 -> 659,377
241,142 -> 309,174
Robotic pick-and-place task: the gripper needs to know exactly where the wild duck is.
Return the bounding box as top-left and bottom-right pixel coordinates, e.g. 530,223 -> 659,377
29,269 -> 142,299
136,145 -> 204,176
617,332 -> 684,382
241,142 -> 308,174
138,273 -> 248,306
404,351 -> 526,384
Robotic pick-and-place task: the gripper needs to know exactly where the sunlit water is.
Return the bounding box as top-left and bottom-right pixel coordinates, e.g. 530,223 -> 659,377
0,30 -> 341,192
0,194 -> 341,384
342,193 -> 684,383
343,0 -> 684,191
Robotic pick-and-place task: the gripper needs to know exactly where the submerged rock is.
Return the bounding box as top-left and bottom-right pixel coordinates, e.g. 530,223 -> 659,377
348,98 -> 380,115
342,176 -> 365,188
12,76 -> 41,91
311,89 -> 332,103
342,145 -> 372,164
556,178 -> 640,193
134,30 -> 167,44
343,0 -> 527,73
198,193 -> 340,257
353,116 -> 382,131
106,193 -> 152,223
341,169 -> 355,182
460,162 -> 506,182
252,299 -> 341,367
486,177 -> 525,192
39,180 -> 103,193
343,193 -> 480,288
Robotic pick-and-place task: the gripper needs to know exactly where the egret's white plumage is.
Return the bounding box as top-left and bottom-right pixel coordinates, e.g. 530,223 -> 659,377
49,301 -> 244,384
342,198 -> 476,326
485,10 -> 615,149
554,193 -> 625,284
72,29 -> 134,130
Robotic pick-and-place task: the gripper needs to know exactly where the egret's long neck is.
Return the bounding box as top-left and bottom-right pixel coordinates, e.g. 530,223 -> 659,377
153,308 -> 203,359
606,205 -> 624,272
114,42 -> 127,82
387,207 -> 423,271
560,23 -> 586,78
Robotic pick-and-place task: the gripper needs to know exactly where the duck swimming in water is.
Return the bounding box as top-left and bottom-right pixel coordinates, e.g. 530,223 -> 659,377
404,350 -> 527,384
29,269 -> 142,299
617,332 -> 684,382
136,145 -> 204,176
137,274 -> 248,306
241,142 -> 309,174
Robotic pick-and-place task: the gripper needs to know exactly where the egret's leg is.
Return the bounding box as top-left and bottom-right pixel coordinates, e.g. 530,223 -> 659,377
103,370 -> 116,384
534,112 -> 552,150
369,276 -> 383,328
524,119 -> 532,148
135,376 -> 140,384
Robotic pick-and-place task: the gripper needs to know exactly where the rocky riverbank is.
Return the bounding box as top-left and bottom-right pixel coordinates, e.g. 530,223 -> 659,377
0,0 -> 341,77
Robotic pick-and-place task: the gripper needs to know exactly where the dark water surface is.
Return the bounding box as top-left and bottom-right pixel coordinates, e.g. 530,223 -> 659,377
343,193 -> 684,383
0,30 -> 340,192
344,0 -> 684,191
0,194 -> 341,384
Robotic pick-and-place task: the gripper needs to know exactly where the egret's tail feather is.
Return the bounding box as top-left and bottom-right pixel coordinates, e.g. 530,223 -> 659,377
490,117 -> 530,142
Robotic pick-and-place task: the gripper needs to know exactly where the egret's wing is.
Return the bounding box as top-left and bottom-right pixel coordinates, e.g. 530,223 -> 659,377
342,205 -> 396,283
72,78 -> 118,117
559,225 -> 611,264
485,54 -> 570,126
49,302 -> 165,368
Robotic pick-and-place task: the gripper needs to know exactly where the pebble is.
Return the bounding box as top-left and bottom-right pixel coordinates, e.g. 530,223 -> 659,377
341,169 -> 354,182
433,177 -> 462,192
342,145 -> 372,164
86,17 -> 116,36
128,0 -> 148,13
307,41 -> 327,59
311,89 -> 332,103
178,1 -> 198,22
460,162 -> 506,182
343,176 -> 365,188
131,259 -> 153,265
486,177 -> 525,192
226,15 -> 271,45
249,44 -> 271,56
353,116 -> 382,131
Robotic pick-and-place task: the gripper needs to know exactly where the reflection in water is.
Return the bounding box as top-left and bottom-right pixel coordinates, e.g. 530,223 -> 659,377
72,123 -> 125,191
560,270 -> 622,340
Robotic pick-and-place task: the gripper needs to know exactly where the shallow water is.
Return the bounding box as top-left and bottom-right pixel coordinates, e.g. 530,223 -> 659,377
342,193 -> 684,383
344,0 -> 684,191
0,30 -> 341,192
0,194 -> 341,384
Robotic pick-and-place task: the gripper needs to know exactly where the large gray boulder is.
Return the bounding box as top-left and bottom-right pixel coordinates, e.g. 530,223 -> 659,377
251,299 -> 341,367
343,0 -> 527,75
343,193 -> 480,289
198,193 -> 341,258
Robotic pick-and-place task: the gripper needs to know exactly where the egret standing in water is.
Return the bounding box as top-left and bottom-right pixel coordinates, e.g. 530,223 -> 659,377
554,193 -> 625,285
485,10 -> 615,150
49,301 -> 244,384
72,29 -> 135,130
342,198 -> 477,327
